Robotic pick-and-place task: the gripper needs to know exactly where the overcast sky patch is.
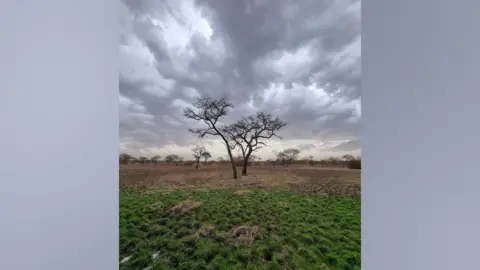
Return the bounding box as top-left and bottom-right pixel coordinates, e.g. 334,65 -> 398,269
119,0 -> 361,159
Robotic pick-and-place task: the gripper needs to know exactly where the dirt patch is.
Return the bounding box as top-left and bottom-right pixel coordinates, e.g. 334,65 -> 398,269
120,164 -> 360,197
233,190 -> 251,196
288,179 -> 361,197
194,224 -> 216,239
228,225 -> 261,246
169,200 -> 202,215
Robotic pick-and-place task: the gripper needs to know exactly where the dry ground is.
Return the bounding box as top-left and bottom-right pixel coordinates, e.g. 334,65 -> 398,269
120,164 -> 360,197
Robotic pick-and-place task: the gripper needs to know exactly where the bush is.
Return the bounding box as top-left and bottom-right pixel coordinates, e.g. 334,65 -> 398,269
346,159 -> 361,170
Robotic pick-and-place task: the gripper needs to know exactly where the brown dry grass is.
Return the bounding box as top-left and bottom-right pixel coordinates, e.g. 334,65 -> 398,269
228,225 -> 261,246
193,224 -> 216,239
120,164 -> 360,197
169,200 -> 202,215
233,190 -> 251,196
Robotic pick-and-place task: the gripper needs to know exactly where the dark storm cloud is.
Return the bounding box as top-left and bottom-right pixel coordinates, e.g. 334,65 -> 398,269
119,0 -> 361,158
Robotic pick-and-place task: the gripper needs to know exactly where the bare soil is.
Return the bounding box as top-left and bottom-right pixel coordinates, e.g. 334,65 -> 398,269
120,164 -> 360,197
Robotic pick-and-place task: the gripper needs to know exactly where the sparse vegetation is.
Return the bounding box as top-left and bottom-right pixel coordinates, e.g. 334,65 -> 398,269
151,155 -> 161,165
138,156 -> 148,164
346,158 -> 361,170
119,153 -> 132,165
165,154 -> 181,165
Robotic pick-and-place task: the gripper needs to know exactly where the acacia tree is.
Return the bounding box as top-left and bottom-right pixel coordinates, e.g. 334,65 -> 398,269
192,146 -> 207,169
328,156 -> 339,166
301,155 -> 313,165
138,156 -> 148,164
281,148 -> 301,167
341,154 -> 355,166
184,95 -> 239,179
276,151 -> 287,166
223,112 -> 286,176
202,151 -> 212,165
308,155 -> 315,166
119,153 -> 132,165
176,157 -> 184,166
302,156 -> 309,165
165,154 -> 180,164
150,155 -> 161,165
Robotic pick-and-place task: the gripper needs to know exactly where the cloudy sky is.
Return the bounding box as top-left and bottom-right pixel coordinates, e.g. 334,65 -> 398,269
119,0 -> 361,160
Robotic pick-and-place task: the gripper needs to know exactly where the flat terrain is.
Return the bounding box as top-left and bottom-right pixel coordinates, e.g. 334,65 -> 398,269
120,164 -> 361,269
120,164 -> 360,197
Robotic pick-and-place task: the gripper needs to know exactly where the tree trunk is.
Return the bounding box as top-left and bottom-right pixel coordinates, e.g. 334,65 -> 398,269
226,148 -> 237,179
241,150 -> 252,176
195,159 -> 200,170
218,134 -> 237,179
241,159 -> 248,175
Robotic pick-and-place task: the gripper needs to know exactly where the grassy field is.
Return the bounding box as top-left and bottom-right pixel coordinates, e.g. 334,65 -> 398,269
120,164 -> 360,269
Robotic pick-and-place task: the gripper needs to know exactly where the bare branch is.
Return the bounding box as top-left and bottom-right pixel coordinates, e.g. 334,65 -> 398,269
183,95 -> 239,178
222,111 -> 287,175
225,112 -> 286,157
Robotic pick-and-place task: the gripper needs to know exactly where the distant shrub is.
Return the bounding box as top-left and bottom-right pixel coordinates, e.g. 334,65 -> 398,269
346,159 -> 361,170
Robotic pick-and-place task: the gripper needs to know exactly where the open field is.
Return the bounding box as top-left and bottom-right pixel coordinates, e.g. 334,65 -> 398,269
120,165 -> 361,269
120,164 -> 360,197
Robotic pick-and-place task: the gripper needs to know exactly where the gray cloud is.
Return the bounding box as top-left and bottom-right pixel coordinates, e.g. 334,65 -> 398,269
119,0 -> 361,159
297,144 -> 317,151
328,140 -> 361,152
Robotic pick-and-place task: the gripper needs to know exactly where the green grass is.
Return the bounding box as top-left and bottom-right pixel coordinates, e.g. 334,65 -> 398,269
120,189 -> 360,270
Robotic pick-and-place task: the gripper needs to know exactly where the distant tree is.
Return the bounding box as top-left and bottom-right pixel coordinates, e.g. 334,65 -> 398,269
165,154 -> 180,164
302,156 -> 310,165
281,148 -> 301,167
347,157 -> 361,169
256,157 -> 263,166
341,154 -> 355,167
150,155 -> 161,165
328,156 -> 339,166
217,157 -> 225,163
266,159 -> 275,167
234,154 -> 244,166
192,146 -> 207,170
176,157 -> 184,166
276,151 -> 287,166
138,156 -> 148,164
308,155 -> 315,166
222,112 -> 286,176
119,153 -> 132,165
250,155 -> 258,166
201,151 -> 212,165
184,95 -> 239,179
